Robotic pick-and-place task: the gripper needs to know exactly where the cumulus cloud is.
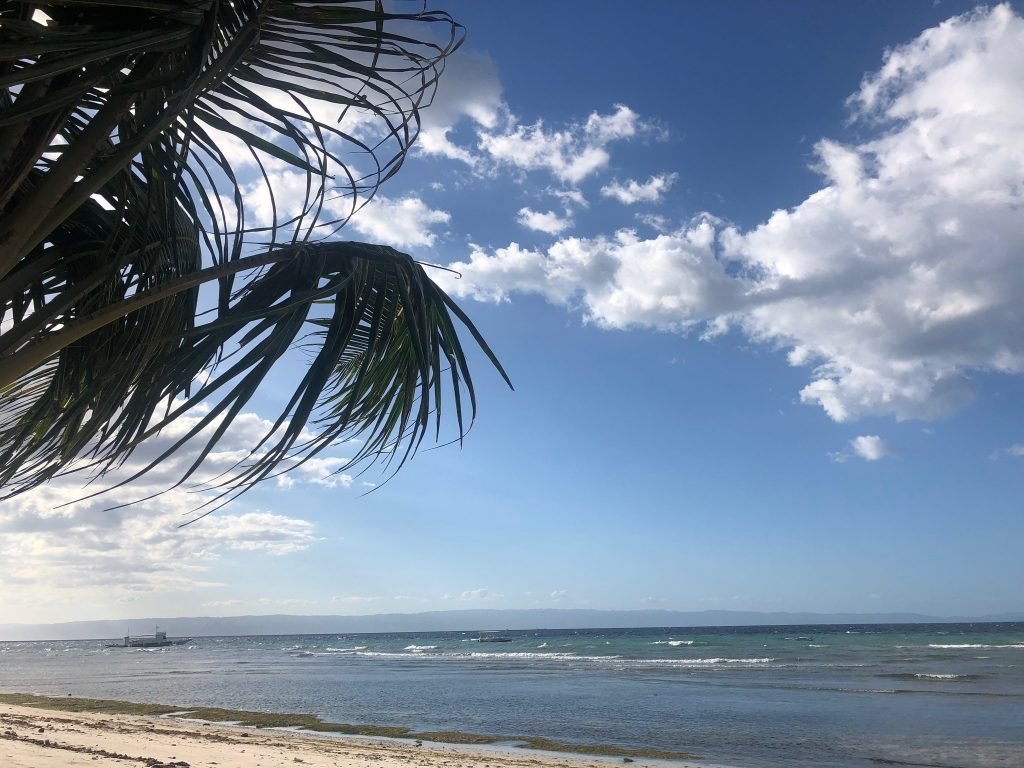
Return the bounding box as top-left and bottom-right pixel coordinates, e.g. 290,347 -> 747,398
601,173 -> 678,204
516,207 -> 574,235
850,435 -> 895,461
0,406 -> 337,606
406,50 -> 655,192
550,589 -> 568,602
478,104 -> 648,184
436,215 -> 737,327
439,5 -> 1024,423
344,195 -> 450,249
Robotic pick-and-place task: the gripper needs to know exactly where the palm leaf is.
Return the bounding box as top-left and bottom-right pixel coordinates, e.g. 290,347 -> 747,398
0,2 -> 509,504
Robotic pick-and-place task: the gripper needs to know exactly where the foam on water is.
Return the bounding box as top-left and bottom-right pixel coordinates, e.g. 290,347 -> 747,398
928,643 -> 1024,649
629,657 -> 775,666
285,647 -> 779,668
467,651 -> 615,661
917,673 -> 974,680
651,639 -> 696,646
879,672 -> 982,682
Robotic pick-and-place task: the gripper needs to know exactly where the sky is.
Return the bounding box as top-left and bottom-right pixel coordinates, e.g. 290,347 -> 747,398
2,1 -> 1024,624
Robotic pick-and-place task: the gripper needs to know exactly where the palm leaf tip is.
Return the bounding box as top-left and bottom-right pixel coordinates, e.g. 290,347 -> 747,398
0,243 -> 510,502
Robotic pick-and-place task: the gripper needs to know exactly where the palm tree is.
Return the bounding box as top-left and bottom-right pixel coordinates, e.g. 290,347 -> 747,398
0,0 -> 508,512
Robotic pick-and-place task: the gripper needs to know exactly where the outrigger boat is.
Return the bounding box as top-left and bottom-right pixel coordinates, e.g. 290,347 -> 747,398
106,628 -> 191,648
473,634 -> 513,643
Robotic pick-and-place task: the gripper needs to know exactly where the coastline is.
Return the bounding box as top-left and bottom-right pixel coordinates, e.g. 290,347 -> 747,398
0,694 -> 701,768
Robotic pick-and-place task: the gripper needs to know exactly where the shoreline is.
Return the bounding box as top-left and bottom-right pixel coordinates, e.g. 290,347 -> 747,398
0,694 -> 701,767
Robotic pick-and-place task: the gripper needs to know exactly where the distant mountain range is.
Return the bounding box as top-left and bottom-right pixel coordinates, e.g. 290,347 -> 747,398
2,608 -> 1023,641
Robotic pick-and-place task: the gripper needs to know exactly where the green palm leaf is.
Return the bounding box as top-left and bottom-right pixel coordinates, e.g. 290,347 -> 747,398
0,1 -> 509,504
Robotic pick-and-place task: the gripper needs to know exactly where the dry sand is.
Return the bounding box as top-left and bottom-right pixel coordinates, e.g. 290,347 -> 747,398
0,703 -> 675,768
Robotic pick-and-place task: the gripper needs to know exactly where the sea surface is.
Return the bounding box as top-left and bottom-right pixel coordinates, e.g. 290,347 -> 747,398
2,623 -> 1023,768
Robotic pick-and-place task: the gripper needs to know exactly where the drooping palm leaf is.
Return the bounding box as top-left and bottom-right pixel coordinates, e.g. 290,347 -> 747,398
0,1 -> 509,503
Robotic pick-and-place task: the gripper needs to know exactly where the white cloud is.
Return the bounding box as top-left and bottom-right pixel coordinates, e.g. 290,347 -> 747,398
440,5 -> 1024,424
516,207 -> 573,235
240,168 -> 318,230
850,435 -> 894,461
344,195 -> 450,249
550,589 -> 568,602
478,104 -> 650,184
990,443 -> 1024,459
549,188 -> 589,209
275,458 -> 354,490
258,597 -> 317,607
408,50 -> 654,191
416,51 -> 504,166
636,213 -> 671,233
0,406 -> 339,606
601,173 -> 678,204
204,64 -> 431,240
331,595 -> 385,604
436,216 -> 737,329
457,587 -> 501,601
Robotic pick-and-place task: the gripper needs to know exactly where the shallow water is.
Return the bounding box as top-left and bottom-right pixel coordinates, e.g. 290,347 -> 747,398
2,623 -> 1023,768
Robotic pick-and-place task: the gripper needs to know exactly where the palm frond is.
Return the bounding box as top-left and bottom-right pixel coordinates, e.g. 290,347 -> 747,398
0,242 -> 510,502
0,2 -> 508,503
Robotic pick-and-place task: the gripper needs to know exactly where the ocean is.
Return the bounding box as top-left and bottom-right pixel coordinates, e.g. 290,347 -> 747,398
2,623 -> 1022,768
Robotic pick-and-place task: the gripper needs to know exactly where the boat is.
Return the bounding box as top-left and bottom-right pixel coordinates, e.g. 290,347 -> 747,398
105,628 -> 191,648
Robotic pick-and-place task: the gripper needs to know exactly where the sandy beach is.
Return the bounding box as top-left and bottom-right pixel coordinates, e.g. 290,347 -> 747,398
0,702 -> 677,768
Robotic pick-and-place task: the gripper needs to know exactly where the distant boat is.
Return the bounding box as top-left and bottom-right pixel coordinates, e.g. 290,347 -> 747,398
106,628 -> 191,648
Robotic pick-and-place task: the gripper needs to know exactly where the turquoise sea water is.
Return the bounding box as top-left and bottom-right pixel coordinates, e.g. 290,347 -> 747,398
2,623 -> 1023,768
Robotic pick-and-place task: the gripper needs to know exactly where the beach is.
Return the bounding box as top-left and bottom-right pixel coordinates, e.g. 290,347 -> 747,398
0,701 -> 654,768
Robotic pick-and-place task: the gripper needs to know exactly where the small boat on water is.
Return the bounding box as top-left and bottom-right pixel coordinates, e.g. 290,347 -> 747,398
106,628 -> 191,648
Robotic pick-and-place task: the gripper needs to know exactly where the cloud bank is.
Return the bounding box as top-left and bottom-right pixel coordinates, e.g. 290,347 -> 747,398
0,406 -> 342,610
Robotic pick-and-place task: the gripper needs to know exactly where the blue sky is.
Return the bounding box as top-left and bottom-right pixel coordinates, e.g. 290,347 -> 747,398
3,1 -> 1023,623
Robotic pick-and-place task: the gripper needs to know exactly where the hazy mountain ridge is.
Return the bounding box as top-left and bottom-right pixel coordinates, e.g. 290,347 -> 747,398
3,608 -> 1023,641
